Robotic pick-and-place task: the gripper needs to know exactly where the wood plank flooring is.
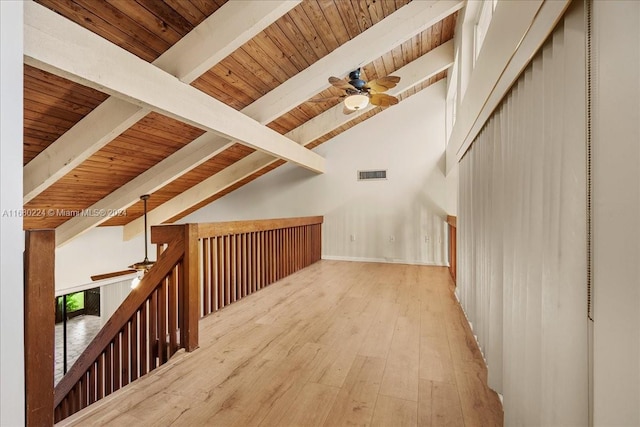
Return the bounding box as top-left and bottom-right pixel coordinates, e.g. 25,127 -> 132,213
58,260 -> 503,426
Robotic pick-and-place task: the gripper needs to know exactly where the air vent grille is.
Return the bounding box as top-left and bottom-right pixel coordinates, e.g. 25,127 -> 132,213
358,170 -> 387,181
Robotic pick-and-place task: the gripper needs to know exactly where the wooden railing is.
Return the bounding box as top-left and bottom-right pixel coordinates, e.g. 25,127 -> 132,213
197,216 -> 323,317
52,216 -> 323,422
447,215 -> 457,283
53,225 -> 195,422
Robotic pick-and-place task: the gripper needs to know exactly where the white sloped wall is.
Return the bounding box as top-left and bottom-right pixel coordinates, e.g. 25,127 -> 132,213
182,79 -> 455,266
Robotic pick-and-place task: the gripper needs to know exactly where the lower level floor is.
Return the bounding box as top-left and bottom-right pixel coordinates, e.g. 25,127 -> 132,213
59,260 -> 502,426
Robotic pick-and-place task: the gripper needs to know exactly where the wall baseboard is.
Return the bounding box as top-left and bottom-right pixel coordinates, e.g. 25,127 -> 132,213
321,255 -> 448,267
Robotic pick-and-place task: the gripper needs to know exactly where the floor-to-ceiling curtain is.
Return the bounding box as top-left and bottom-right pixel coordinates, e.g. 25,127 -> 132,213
457,1 -> 588,425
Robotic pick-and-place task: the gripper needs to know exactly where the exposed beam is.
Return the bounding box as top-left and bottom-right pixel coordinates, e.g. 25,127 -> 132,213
122,47 -> 453,240
57,5 -> 458,245
55,136 -> 232,246
243,0 -> 464,124
24,99 -> 146,204
24,2 -> 324,174
23,0 -> 302,203
153,1 -> 302,83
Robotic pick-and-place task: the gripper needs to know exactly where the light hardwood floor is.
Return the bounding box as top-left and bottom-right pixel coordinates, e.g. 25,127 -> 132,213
59,260 -> 503,427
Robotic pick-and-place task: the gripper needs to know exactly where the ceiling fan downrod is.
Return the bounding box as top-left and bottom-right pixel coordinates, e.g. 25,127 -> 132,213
129,194 -> 155,272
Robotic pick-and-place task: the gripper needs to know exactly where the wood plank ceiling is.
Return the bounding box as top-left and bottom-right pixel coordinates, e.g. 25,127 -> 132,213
23,0 -> 458,236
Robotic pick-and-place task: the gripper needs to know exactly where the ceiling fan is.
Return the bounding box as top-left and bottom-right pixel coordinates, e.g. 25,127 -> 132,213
90,194 -> 155,286
310,68 -> 401,114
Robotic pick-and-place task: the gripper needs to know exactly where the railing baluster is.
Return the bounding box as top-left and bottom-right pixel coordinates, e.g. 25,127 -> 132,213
226,236 -> 232,305
149,290 -> 158,370
96,354 -> 104,400
87,365 -> 95,405
202,238 -> 210,316
241,233 -> 247,297
259,231 -> 265,289
121,325 -> 130,387
214,237 -> 218,312
169,267 -> 177,356
158,279 -> 167,364
140,302 -> 148,376
177,263 -> 185,349
130,312 -> 138,381
80,375 -> 87,409
105,343 -> 112,396
113,335 -> 121,392
217,236 -> 224,309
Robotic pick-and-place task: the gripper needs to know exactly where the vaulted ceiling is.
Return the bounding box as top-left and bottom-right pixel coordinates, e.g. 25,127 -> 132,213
22,0 -> 460,246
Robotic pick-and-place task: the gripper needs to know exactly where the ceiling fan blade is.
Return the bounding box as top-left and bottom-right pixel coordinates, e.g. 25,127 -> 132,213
370,93 -> 399,107
329,76 -> 355,91
91,269 -> 137,281
365,75 -> 401,93
342,104 -> 357,115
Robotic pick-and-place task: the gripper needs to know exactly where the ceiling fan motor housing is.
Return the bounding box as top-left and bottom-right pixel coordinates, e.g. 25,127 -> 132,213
348,68 -> 367,90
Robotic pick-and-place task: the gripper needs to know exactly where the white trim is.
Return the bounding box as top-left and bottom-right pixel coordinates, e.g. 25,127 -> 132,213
321,255 -> 447,267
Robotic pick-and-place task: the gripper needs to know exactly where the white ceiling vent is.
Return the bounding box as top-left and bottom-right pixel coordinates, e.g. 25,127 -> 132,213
358,169 -> 387,181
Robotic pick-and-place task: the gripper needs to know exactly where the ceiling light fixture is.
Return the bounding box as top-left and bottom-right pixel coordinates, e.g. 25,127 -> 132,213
343,94 -> 369,111
130,274 -> 141,289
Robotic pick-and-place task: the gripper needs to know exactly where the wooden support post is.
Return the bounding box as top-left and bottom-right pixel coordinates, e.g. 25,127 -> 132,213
24,229 -> 55,427
447,216 -> 457,283
182,224 -> 199,351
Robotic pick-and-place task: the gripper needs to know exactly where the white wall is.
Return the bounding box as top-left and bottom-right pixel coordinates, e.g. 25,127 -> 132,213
0,2 -> 25,425
183,80 -> 454,266
592,1 -> 640,425
100,278 -> 134,326
56,227 -> 144,292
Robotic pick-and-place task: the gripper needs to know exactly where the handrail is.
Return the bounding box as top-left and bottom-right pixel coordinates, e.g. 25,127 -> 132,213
196,216 -> 323,238
54,227 -> 186,420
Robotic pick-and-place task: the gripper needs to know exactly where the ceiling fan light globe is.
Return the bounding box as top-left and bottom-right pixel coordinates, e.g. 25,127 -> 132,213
344,94 -> 369,111
131,275 -> 141,289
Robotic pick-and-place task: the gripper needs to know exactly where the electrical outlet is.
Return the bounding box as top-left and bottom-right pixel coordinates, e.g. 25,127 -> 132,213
350,234 -> 356,242
389,235 -> 395,242
425,236 -> 430,243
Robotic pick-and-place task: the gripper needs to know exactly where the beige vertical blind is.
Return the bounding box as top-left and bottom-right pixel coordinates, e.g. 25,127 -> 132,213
457,1 -> 588,425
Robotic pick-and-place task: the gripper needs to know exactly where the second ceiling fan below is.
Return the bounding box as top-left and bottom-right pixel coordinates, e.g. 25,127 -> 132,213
310,68 -> 401,114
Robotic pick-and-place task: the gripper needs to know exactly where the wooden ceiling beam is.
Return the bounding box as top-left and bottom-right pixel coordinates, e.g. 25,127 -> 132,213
55,135 -> 232,246
23,0 -> 303,204
243,0 -> 464,125
55,3 -> 458,245
122,44 -> 453,240
24,2 -> 324,177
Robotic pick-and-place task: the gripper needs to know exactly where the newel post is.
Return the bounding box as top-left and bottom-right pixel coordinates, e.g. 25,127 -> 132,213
182,224 -> 199,351
24,229 -> 55,427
